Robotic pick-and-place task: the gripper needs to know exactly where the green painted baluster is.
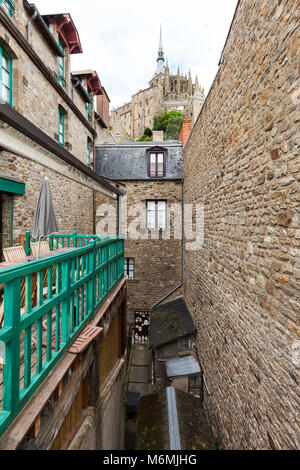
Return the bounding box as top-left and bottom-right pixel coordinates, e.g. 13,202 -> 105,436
24,275 -> 32,389
87,241 -> 95,317
49,236 -> 53,252
73,232 -> 77,248
25,232 -> 31,256
46,267 -> 53,363
2,278 -> 21,413
61,259 -> 71,345
36,270 -> 43,374
70,258 -> 75,331
55,263 -> 61,352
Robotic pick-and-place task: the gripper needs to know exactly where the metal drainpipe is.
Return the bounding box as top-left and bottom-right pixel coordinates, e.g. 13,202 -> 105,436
27,8 -> 38,43
150,177 -> 184,311
116,187 -> 120,237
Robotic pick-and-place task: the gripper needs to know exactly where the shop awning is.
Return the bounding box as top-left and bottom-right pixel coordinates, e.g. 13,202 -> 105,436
0,176 -> 25,195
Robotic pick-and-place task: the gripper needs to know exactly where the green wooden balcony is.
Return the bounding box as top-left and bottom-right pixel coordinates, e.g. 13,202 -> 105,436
0,235 -> 124,437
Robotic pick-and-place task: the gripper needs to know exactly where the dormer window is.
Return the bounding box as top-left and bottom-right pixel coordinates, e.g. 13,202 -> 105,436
147,147 -> 167,178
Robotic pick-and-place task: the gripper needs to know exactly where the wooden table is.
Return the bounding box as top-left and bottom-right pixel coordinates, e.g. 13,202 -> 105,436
26,247 -> 77,262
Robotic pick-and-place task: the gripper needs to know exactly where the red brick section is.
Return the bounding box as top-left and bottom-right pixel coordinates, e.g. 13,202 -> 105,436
179,118 -> 191,148
96,90 -> 110,127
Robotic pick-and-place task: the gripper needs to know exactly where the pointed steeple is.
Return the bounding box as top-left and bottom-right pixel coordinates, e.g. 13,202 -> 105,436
165,58 -> 170,75
195,74 -> 199,91
153,25 -> 165,77
188,69 -> 192,95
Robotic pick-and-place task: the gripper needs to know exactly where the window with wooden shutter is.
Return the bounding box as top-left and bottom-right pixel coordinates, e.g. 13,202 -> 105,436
147,148 -> 167,178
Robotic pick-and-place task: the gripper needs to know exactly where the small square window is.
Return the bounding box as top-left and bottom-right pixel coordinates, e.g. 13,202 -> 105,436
178,336 -> 190,350
125,258 -> 134,279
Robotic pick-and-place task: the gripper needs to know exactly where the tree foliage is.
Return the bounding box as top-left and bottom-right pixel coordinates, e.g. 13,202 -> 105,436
144,128 -> 153,138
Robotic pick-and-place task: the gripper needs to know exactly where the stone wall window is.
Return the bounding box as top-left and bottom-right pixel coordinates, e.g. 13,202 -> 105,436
0,45 -> 12,105
124,258 -> 134,279
58,38 -> 66,89
87,89 -> 92,123
58,107 -> 65,147
178,336 -> 190,351
146,200 -> 166,230
87,138 -> 93,168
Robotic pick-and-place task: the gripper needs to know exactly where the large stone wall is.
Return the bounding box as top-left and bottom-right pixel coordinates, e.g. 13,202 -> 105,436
183,0 -> 300,450
0,148 -> 116,245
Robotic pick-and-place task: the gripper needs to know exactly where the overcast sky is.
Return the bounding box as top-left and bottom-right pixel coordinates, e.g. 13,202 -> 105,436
37,0 -> 238,109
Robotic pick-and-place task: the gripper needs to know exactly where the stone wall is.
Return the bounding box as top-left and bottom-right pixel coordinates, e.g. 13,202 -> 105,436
183,0 -> 300,450
120,180 -> 182,324
0,149 -> 116,245
0,2 -> 94,165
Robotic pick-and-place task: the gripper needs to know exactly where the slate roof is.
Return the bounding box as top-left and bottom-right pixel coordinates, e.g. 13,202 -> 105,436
149,297 -> 196,349
136,388 -> 215,450
166,356 -> 201,378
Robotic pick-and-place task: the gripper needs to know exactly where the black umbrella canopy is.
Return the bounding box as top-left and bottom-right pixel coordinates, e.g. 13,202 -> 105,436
33,177 -> 58,240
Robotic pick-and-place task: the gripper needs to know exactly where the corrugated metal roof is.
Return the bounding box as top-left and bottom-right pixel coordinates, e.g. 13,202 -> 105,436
166,355 -> 200,378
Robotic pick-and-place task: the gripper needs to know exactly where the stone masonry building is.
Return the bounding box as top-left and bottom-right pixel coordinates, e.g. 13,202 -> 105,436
183,0 -> 300,450
110,28 -> 206,141
0,0 -> 127,450
96,140 -> 183,327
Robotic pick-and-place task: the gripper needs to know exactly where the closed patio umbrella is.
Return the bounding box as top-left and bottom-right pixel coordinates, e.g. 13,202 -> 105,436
32,177 -> 58,259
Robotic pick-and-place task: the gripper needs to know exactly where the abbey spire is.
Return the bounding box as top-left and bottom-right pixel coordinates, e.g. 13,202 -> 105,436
154,26 -> 165,76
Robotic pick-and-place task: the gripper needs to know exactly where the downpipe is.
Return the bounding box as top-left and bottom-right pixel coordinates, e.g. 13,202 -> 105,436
27,7 -> 38,43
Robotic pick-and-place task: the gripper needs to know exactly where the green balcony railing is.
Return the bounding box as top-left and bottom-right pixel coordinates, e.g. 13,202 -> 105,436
24,232 -> 118,256
0,237 -> 124,436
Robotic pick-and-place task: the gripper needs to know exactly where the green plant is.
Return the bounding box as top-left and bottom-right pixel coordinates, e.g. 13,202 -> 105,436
153,110 -> 183,139
215,438 -> 222,450
144,128 -> 153,138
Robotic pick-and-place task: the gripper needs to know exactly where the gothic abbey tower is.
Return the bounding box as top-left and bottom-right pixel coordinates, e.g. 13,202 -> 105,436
110,28 -> 205,141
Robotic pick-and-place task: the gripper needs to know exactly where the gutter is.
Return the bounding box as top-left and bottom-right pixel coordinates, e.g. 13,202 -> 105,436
71,76 -> 91,104
23,1 -> 63,56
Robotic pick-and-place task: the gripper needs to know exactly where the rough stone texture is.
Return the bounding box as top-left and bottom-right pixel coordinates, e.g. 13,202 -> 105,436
0,2 -> 96,165
0,150 -> 104,244
183,0 -> 300,450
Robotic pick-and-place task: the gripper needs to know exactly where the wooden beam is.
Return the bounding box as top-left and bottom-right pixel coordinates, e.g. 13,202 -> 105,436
27,415 -> 41,439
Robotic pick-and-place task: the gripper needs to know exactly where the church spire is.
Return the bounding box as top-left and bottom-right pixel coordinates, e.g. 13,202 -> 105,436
154,26 -> 165,77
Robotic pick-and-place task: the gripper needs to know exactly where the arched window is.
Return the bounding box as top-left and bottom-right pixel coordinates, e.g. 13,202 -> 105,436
0,45 -> 12,105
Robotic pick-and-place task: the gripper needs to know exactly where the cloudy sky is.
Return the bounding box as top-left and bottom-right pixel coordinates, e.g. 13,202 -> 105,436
38,0 -> 238,109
